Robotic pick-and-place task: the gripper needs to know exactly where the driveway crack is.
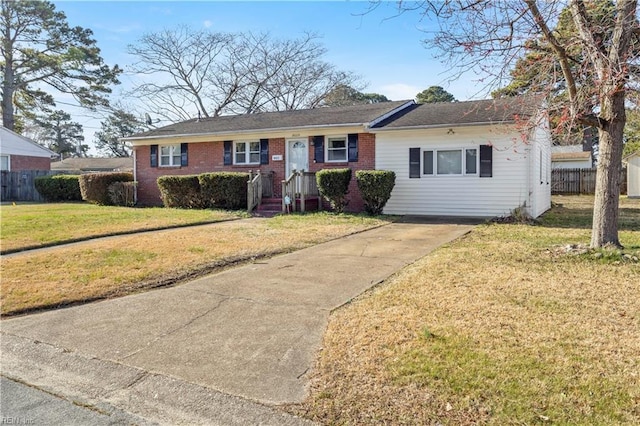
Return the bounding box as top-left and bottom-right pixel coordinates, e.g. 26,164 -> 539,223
120,297 -> 230,360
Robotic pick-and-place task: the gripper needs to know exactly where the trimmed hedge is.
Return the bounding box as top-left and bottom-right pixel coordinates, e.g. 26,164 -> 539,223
356,170 -> 396,215
108,181 -> 137,207
157,175 -> 203,208
79,172 -> 134,205
316,168 -> 352,213
199,172 -> 249,210
34,175 -> 82,202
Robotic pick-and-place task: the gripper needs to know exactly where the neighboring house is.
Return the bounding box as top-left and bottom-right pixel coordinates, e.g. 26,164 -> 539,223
0,127 -> 56,171
51,157 -> 133,173
624,151 -> 640,198
124,97 -> 552,218
551,145 -> 593,169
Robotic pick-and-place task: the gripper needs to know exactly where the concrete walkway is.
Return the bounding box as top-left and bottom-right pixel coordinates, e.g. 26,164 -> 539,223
1,219 -> 474,425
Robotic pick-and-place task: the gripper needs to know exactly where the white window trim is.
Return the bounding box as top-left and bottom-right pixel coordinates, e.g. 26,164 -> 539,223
423,147 -> 479,176
325,136 -> 348,163
159,144 -> 181,167
233,140 -> 260,165
0,155 -> 10,171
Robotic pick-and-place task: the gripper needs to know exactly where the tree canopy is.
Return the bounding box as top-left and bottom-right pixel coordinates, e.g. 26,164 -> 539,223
94,108 -> 145,157
0,0 -> 121,131
385,0 -> 639,248
31,110 -> 87,157
322,84 -> 390,107
127,28 -> 360,121
416,86 -> 456,103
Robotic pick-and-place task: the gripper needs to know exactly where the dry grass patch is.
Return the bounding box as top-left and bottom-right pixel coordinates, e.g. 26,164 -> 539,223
0,202 -> 240,253
289,197 -> 640,425
1,213 -> 390,316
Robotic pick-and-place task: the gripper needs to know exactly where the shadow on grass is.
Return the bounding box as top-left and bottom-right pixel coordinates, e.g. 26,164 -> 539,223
537,204 -> 640,231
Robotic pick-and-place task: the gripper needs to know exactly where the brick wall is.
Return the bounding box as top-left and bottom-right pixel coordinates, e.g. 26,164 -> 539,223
308,133 -> 375,212
8,155 -> 51,171
135,133 -> 376,210
134,139 -> 286,205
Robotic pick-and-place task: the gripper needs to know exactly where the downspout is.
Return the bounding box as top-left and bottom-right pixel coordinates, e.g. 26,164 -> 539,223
132,148 -> 138,205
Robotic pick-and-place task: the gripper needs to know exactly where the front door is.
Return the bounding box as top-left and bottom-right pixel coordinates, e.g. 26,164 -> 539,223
286,139 -> 309,177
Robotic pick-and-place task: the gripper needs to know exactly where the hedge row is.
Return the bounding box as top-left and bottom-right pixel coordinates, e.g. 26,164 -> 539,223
157,172 -> 249,209
34,175 -> 83,202
79,172 -> 134,205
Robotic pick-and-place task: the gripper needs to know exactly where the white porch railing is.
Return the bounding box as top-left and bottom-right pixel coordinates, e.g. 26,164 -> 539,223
281,170 -> 320,213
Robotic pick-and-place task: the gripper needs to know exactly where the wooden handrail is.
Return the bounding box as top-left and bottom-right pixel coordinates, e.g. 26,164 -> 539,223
247,170 -> 262,213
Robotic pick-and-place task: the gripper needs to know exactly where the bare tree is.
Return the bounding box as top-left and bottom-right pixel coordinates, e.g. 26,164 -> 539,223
383,0 -> 638,248
127,28 -> 360,120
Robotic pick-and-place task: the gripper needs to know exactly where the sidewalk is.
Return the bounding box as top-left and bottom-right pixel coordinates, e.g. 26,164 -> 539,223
1,219 -> 474,424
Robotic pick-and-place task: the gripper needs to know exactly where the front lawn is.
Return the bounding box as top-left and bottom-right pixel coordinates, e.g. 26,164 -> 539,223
1,213 -> 391,316
0,202 -> 241,253
289,196 -> 640,425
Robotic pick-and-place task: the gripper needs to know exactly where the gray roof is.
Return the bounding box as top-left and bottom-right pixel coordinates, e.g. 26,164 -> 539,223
128,100 -> 413,140
51,157 -> 133,172
372,97 -> 537,129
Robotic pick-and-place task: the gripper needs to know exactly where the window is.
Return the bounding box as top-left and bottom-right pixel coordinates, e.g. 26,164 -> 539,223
465,149 -> 477,174
437,150 -> 462,175
0,155 -> 9,171
421,148 -> 478,176
160,144 -> 181,166
327,137 -> 347,162
234,141 -> 260,164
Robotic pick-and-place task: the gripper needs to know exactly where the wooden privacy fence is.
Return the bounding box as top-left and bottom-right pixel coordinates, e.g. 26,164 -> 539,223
0,170 -> 59,202
552,168 -> 627,195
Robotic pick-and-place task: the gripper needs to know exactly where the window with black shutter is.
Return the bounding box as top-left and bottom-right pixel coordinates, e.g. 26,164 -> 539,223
347,133 -> 358,162
150,145 -> 158,168
409,148 -> 420,178
479,144 -> 493,177
313,136 -> 324,163
223,141 -> 232,165
260,139 -> 269,165
180,143 -> 188,166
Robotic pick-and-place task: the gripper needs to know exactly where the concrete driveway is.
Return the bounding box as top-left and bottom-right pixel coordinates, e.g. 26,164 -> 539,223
1,219 -> 474,425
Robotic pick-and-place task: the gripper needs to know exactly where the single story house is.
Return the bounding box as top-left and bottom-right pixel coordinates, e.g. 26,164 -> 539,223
624,151 -> 640,198
51,157 -> 134,173
0,127 -> 56,171
551,145 -> 593,169
124,97 -> 551,218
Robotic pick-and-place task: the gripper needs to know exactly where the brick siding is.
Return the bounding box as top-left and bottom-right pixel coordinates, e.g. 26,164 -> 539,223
7,155 -> 51,171
135,133 -> 376,211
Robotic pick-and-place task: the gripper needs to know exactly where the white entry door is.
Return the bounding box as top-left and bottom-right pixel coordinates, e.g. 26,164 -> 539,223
286,139 -> 309,177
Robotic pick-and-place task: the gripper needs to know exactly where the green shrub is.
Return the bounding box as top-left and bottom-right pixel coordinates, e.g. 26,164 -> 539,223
34,175 -> 82,202
316,168 -> 352,213
199,172 -> 249,209
79,172 -> 134,205
108,181 -> 137,207
157,175 -> 203,208
356,170 -> 396,215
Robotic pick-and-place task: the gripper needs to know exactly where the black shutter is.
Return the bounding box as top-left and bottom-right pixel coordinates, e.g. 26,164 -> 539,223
150,145 -> 158,168
348,133 -> 358,162
409,148 -> 420,178
260,138 -> 269,165
313,136 -> 324,163
180,143 -> 188,166
479,144 -> 493,177
223,141 -> 232,165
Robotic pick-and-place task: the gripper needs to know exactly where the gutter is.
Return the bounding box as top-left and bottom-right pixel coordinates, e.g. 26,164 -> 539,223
122,122 -> 370,143
369,120 -> 517,133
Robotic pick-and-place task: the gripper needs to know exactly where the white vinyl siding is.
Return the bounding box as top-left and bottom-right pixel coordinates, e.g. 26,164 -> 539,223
375,125 -> 550,218
529,117 -> 552,217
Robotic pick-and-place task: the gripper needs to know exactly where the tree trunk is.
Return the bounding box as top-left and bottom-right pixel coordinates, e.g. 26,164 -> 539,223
591,91 -> 624,248
2,20 -> 15,131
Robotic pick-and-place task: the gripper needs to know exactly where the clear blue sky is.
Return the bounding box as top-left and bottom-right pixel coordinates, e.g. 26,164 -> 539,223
52,1 -> 488,149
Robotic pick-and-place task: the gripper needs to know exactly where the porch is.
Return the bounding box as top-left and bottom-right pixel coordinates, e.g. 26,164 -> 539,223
247,170 -> 321,216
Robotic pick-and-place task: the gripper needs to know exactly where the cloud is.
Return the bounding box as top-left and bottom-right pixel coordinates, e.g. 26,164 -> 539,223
203,20 -> 212,28
378,83 -> 420,101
